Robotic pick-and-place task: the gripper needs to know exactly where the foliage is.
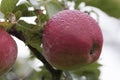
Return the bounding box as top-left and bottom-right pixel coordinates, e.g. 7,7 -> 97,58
74,0 -> 120,18
71,62 -> 101,80
0,0 -> 119,80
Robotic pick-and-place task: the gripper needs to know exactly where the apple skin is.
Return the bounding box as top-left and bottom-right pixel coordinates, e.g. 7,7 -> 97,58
0,27 -> 17,75
42,10 -> 103,70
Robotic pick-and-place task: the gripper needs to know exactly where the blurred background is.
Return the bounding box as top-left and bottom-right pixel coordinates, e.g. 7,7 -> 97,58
0,0 -> 120,80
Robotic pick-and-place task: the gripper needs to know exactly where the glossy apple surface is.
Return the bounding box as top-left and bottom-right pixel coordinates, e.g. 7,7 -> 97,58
0,27 -> 17,75
42,10 -> 103,70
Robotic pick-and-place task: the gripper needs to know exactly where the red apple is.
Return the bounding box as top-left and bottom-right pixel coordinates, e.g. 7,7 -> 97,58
42,10 -> 103,70
0,27 -> 17,75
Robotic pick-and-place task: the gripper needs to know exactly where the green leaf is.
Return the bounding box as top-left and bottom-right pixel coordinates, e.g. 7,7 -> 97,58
45,1 -> 64,18
83,0 -> 120,18
35,12 -> 48,26
16,20 -> 43,53
0,0 -> 18,14
13,3 -> 35,17
71,62 -> 101,80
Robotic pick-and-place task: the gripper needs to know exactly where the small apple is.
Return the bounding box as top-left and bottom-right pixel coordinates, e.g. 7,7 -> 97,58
42,10 -> 103,70
0,27 -> 17,75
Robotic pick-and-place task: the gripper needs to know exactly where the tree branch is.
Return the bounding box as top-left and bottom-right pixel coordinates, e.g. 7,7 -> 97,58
8,27 -> 63,80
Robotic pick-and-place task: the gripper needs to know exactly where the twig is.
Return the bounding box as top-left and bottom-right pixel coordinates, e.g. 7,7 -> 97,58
28,45 -> 62,80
